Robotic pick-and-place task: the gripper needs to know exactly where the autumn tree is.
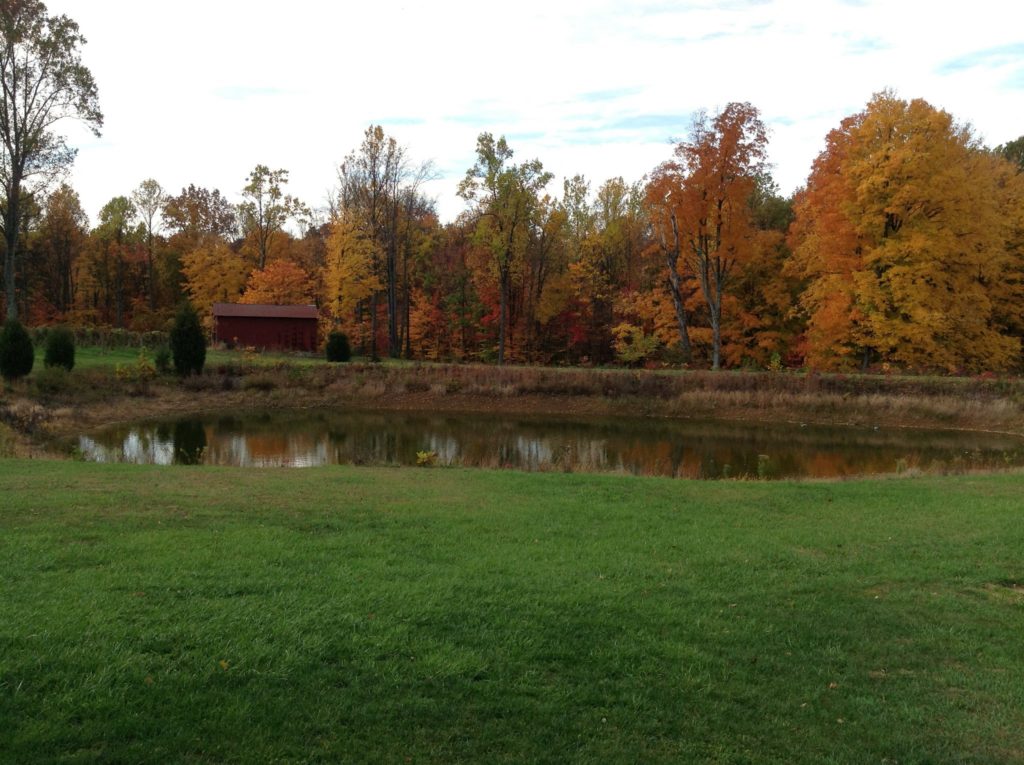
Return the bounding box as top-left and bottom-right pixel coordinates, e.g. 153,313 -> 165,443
705,173 -> 803,367
86,196 -> 142,327
0,0 -> 101,319
334,126 -> 436,359
240,259 -> 315,305
322,214 -> 381,350
238,165 -> 307,270
458,133 -> 552,364
645,164 -> 694,361
131,178 -> 166,309
672,103 -> 768,370
409,216 -> 485,361
163,184 -> 236,246
519,194 -> 569,361
181,239 -> 249,326
789,91 -> 1024,372
31,182 -> 86,316
571,177 -> 645,363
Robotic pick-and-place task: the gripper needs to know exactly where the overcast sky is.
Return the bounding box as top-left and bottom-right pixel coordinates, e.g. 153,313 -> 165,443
48,0 -> 1024,227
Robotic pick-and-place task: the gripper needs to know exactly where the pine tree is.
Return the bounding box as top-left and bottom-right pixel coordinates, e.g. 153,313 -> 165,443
170,303 -> 206,376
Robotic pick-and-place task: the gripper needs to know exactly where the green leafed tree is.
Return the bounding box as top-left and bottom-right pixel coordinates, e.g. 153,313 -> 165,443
1,0 -> 102,319
995,136 -> 1024,171
458,133 -> 552,364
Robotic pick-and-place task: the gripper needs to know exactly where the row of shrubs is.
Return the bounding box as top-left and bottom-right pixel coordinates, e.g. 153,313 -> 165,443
2,307 -> 355,383
0,306 -> 208,383
0,321 -> 70,381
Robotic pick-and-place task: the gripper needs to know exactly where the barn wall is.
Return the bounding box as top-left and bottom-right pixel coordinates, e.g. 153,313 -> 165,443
215,316 -> 318,351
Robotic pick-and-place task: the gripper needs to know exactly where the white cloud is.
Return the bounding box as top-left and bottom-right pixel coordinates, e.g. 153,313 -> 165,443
47,0 -> 1024,225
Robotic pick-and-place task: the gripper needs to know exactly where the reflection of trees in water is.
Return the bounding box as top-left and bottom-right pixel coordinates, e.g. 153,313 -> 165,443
80,409 -> 1024,478
172,420 -> 207,465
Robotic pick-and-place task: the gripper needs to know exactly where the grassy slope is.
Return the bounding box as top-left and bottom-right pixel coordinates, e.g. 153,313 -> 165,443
1,462 -> 1023,763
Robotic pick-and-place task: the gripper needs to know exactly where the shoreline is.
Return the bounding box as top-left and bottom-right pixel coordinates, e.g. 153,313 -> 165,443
4,360 -> 1024,459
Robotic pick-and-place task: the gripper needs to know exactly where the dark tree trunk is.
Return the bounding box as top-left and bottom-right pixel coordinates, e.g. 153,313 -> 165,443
498,269 -> 508,365
666,262 -> 692,362
115,254 -> 125,328
663,213 -> 692,362
402,245 -> 411,359
3,179 -> 21,320
370,291 -> 380,361
387,239 -> 399,358
710,305 -> 722,370
147,232 -> 156,310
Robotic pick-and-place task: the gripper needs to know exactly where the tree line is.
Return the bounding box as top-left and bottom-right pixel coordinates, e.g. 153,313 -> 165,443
3,3 -> 1023,372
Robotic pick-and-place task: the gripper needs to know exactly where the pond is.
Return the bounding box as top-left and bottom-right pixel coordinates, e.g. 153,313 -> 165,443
76,409 -> 1024,479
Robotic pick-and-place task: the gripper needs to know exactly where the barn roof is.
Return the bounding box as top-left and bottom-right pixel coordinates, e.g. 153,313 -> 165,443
212,303 -> 318,320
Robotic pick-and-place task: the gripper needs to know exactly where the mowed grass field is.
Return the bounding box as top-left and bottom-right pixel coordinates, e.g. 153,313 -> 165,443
30,345 -> 327,371
1,461 -> 1023,763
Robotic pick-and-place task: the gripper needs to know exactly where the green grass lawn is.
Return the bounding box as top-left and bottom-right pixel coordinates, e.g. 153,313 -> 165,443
30,345 -> 332,372
1,462 -> 1022,763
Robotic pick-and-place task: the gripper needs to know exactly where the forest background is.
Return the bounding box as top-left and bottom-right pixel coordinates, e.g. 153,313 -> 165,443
2,4 -> 1022,376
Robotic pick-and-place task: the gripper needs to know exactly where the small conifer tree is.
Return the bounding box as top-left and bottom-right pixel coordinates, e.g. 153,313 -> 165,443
325,331 -> 351,362
0,319 -> 34,381
170,303 -> 206,376
44,327 -> 76,371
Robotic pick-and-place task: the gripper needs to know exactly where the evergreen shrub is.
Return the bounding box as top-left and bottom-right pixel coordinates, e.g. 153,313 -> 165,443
44,327 -> 75,371
325,332 -> 351,363
0,320 -> 34,381
170,304 -> 206,376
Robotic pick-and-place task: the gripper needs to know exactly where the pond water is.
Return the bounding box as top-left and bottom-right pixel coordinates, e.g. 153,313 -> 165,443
77,409 -> 1024,479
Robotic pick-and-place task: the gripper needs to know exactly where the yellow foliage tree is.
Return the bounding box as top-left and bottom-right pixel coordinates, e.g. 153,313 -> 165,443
322,217 -> 381,346
181,240 -> 250,327
790,91 -> 1024,372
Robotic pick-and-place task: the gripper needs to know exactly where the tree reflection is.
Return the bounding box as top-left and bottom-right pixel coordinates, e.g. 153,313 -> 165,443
172,420 -> 208,465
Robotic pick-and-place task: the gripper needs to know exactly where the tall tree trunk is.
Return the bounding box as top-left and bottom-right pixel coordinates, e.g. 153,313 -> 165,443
402,246 -> 411,359
387,239 -> 399,358
115,254 -> 125,328
460,279 -> 468,360
370,291 -> 379,361
3,180 -> 21,320
663,214 -> 692,362
498,269 -> 508,365
258,239 -> 265,270
710,306 -> 721,370
147,232 -> 156,310
695,255 -> 723,371
666,261 -> 692,362
2,236 -> 14,320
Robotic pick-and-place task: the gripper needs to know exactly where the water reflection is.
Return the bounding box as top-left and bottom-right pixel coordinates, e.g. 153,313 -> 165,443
78,410 -> 1024,479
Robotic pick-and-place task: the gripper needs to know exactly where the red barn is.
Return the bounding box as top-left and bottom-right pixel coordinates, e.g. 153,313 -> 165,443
212,303 -> 319,352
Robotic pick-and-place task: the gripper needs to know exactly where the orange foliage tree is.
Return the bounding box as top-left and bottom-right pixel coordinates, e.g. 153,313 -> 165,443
789,91 -> 1024,372
645,165 -> 694,361
671,102 -> 769,370
240,259 -> 315,305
